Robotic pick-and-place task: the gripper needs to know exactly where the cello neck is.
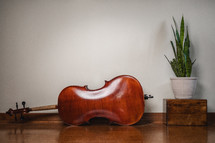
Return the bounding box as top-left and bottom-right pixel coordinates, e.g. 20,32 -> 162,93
6,103 -> 58,121
30,105 -> 58,112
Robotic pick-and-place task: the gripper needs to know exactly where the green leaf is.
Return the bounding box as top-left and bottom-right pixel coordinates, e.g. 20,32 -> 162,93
186,26 -> 190,47
192,59 -> 196,65
170,59 -> 179,76
173,17 -> 180,43
167,16 -> 195,77
175,30 -> 180,43
164,55 -> 171,64
171,25 -> 176,40
183,28 -> 192,77
180,16 -> 185,47
184,38 -> 189,56
173,17 -> 178,30
185,55 -> 192,77
176,39 -> 186,77
170,41 -> 177,58
183,27 -> 190,61
176,39 -> 182,58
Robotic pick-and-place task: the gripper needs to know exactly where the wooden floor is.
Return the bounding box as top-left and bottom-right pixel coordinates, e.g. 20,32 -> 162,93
0,120 -> 215,143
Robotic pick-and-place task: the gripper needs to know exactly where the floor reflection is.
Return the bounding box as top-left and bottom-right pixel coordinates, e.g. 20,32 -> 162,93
166,126 -> 208,143
0,122 -> 213,143
0,124 -> 62,143
59,125 -> 143,143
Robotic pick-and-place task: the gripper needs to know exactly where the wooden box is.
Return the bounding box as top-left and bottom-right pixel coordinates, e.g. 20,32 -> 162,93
164,99 -> 207,125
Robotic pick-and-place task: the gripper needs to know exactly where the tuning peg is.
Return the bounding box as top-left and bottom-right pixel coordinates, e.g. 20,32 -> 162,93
16,102 -> 18,109
144,94 -> 148,99
14,102 -> 19,121
22,101 -> 26,108
144,94 -> 153,100
148,95 -> 153,98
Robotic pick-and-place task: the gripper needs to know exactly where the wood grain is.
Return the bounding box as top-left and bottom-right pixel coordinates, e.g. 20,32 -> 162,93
164,99 -> 207,125
166,99 -> 207,114
1,121 -> 214,143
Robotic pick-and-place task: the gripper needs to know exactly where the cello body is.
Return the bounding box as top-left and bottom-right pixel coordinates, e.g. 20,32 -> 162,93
58,75 -> 145,125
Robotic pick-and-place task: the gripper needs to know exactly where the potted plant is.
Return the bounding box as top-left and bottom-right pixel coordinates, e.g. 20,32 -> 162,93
165,16 -> 197,99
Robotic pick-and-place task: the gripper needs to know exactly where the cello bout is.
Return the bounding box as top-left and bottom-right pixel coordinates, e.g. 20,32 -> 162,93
58,75 -> 145,125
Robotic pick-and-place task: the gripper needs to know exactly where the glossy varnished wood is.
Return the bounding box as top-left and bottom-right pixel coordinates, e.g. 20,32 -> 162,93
1,113 -> 215,143
58,75 -> 145,125
0,121 -> 215,143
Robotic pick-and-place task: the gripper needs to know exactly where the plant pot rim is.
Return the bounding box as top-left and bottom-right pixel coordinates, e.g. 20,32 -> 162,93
170,77 -> 197,80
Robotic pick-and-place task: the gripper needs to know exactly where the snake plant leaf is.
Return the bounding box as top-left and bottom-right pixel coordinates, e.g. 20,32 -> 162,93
165,56 -> 180,77
184,35 -> 189,56
170,41 -> 177,58
170,58 -> 180,77
176,39 -> 182,58
167,16 -> 195,77
180,16 -> 185,47
173,17 -> 178,31
164,55 -> 171,64
171,25 -> 176,40
175,29 -> 180,44
192,59 -> 196,65
183,29 -> 192,77
176,39 -> 186,77
185,55 -> 192,77
171,58 -> 185,77
186,26 -> 190,47
171,25 -> 181,56
173,17 -> 180,43
171,25 -> 180,50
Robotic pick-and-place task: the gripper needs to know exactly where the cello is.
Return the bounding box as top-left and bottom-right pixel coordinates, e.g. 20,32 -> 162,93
6,75 -> 153,125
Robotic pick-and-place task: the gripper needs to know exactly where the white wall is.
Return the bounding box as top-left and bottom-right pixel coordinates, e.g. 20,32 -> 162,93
0,0 -> 215,112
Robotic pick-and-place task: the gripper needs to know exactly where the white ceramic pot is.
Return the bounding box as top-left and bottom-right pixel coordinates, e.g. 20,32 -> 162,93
170,77 -> 197,99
